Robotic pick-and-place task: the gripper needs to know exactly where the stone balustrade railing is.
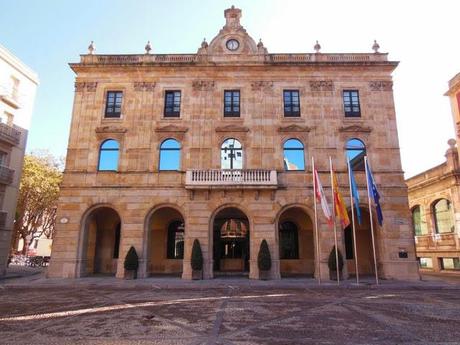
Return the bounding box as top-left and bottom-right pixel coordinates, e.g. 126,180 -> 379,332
79,53 -> 389,65
185,169 -> 277,189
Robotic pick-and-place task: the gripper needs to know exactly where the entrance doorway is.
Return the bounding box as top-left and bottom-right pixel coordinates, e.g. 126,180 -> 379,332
213,207 -> 249,275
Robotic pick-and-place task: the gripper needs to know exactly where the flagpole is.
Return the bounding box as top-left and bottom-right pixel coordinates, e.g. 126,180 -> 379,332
329,156 -> 340,285
347,158 -> 360,285
364,156 -> 379,285
312,157 -> 321,284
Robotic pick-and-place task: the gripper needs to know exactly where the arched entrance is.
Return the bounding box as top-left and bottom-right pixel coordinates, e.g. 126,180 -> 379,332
81,206 -> 121,276
146,207 -> 185,276
278,206 -> 314,277
213,207 -> 249,275
344,207 -> 377,276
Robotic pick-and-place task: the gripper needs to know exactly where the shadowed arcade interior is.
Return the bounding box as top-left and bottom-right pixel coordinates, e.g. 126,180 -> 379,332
278,207 -> 314,277
147,207 -> 184,276
83,207 -> 121,276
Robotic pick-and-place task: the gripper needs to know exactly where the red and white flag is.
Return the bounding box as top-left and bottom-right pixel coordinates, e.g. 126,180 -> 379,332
314,168 -> 333,226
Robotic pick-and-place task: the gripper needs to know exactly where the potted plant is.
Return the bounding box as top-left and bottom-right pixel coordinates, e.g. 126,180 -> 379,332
257,239 -> 271,280
124,246 -> 139,280
191,239 -> 203,280
328,246 -> 344,281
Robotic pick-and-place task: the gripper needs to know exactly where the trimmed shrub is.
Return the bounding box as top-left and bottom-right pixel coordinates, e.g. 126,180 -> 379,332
191,239 -> 203,271
124,246 -> 139,271
257,239 -> 271,271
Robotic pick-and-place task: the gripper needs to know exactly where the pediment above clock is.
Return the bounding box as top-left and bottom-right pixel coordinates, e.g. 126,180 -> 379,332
215,124 -> 250,133
203,6 -> 264,57
155,125 -> 188,133
339,125 -> 372,133
277,125 -> 312,133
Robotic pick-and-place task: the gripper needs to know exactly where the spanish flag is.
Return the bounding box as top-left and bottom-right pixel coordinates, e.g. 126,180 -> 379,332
332,168 -> 350,229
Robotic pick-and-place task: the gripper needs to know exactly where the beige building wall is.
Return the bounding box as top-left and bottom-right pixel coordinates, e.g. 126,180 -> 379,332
49,7 -> 419,281
407,74 -> 460,274
0,44 -> 38,276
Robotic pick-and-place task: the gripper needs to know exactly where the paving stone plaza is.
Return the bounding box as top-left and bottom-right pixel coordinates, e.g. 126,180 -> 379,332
1,268 -> 460,345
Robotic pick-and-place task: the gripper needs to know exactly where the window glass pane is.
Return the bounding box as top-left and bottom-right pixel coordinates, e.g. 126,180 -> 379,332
441,258 -> 460,270
160,139 -> 180,170
221,138 -> 243,169
283,139 -> 305,171
419,257 -> 433,268
434,199 -> 455,233
346,138 -> 366,171
99,150 -> 119,171
101,140 -> 119,150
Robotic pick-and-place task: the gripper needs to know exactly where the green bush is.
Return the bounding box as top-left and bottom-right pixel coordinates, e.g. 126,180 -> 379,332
327,246 -> 344,272
191,239 -> 203,271
124,246 -> 139,271
257,239 -> 271,271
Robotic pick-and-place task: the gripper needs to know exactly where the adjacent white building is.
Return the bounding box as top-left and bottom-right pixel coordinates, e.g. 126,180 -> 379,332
0,43 -> 39,276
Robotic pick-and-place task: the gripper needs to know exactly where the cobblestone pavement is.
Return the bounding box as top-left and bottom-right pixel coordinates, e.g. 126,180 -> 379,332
1,275 -> 460,345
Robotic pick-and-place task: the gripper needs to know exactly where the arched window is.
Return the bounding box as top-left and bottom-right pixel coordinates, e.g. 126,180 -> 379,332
159,139 -> 181,171
167,221 -> 184,259
412,206 -> 428,236
279,221 -> 299,259
98,139 -> 119,171
346,138 -> 366,171
221,138 -> 243,169
283,139 -> 305,171
433,199 -> 455,234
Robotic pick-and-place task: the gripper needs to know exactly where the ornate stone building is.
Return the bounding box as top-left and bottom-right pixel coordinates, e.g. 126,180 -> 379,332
48,7 -> 419,280
0,44 -> 38,276
407,73 -> 460,273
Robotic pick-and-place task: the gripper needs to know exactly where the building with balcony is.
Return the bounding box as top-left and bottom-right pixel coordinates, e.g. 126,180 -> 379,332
407,73 -> 460,274
48,6 -> 419,280
0,44 -> 39,276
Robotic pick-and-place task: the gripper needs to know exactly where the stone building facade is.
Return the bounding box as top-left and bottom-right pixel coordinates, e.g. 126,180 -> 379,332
407,73 -> 460,273
0,44 -> 38,276
48,7 -> 419,280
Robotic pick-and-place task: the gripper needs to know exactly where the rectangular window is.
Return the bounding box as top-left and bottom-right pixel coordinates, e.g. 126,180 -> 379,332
283,90 -> 300,117
418,257 -> 433,269
343,90 -> 361,117
0,152 -> 6,166
224,90 -> 240,117
440,257 -> 460,270
104,91 -> 123,118
164,91 -> 181,117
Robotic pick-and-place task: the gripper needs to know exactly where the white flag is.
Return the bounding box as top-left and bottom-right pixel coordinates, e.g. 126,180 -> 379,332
314,168 -> 332,226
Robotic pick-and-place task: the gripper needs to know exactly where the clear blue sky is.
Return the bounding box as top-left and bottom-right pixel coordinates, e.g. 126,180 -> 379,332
2,0 -> 460,177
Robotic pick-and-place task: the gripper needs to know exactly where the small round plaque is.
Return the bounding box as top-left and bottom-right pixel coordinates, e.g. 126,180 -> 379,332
60,217 -> 69,224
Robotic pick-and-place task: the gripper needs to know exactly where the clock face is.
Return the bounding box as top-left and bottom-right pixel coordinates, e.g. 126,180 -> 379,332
226,39 -> 239,51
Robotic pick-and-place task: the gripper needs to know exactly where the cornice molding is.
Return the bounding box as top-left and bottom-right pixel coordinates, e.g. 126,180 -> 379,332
155,124 -> 188,133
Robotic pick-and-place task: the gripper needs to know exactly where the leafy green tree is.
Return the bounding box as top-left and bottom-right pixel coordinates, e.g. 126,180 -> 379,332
12,152 -> 62,255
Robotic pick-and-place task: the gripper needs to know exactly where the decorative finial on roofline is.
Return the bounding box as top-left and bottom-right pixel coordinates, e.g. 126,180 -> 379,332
88,41 -> 95,55
145,41 -> 152,54
372,40 -> 380,53
314,40 -> 321,53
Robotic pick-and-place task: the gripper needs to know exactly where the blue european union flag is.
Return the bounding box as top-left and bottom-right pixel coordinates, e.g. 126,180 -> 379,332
366,160 -> 383,226
348,161 -> 362,224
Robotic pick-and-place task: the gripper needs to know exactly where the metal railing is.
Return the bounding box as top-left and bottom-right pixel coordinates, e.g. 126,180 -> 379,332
0,165 -> 14,184
0,122 -> 21,145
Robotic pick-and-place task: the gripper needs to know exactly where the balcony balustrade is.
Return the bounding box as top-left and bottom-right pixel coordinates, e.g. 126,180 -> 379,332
0,122 -> 21,146
185,169 -> 277,189
0,165 -> 14,185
